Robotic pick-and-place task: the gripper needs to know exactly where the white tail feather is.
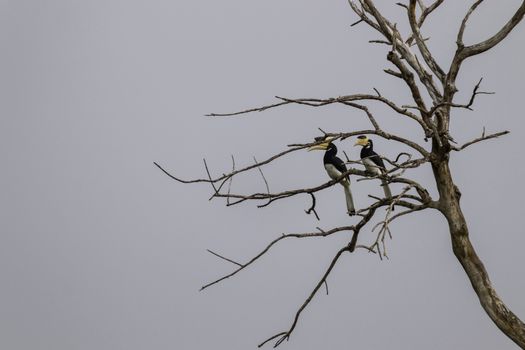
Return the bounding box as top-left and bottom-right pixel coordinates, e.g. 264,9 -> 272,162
381,179 -> 392,199
343,183 -> 356,215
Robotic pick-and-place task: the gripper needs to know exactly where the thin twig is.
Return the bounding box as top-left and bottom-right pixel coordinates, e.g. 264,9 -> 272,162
206,249 -> 243,267
226,155 -> 235,205
199,226 -> 357,291
452,130 -> 509,151
259,246 -> 350,348
305,192 -> 320,220
254,156 -> 272,207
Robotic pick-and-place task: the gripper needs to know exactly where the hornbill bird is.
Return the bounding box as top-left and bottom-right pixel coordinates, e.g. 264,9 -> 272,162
354,135 -> 393,201
308,136 -> 356,215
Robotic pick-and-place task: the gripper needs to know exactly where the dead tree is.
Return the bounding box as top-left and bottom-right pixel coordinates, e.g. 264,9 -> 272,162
156,1 -> 525,348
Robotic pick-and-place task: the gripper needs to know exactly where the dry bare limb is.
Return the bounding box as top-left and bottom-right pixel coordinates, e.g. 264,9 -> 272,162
452,129 -> 510,151
428,77 -> 494,116
405,0 -> 445,45
457,0 -> 485,48
200,198 -> 394,292
208,93 -> 429,132
348,0 -> 382,32
355,0 -> 443,101
304,192 -> 320,220
258,246 -> 350,348
447,1 -> 525,104
200,226 -> 353,291
153,145 -> 307,185
368,185 -> 428,258
407,0 -> 446,82
156,138 -> 432,211
257,197 -> 422,348
465,2 -> 525,56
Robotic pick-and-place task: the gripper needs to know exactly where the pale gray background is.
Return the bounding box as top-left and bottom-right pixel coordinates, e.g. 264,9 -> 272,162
1,1 -> 524,349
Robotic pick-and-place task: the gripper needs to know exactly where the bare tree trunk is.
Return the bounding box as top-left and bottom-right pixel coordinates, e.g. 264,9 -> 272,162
433,157 -> 525,348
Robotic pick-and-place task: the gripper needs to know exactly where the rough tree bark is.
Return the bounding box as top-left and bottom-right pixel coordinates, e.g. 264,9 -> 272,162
157,1 -> 525,348
433,145 -> 525,348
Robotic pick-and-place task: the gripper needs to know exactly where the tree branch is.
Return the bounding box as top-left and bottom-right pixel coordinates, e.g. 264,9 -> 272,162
357,0 -> 443,101
447,1 -> 525,104
405,0 -> 445,45
434,161 -> 525,348
153,145 -> 306,185
456,0 -> 485,48
304,192 -> 320,220
200,226 -> 354,291
463,1 -> 525,57
429,77 -> 494,116
452,129 -> 509,151
407,0 -> 446,82
258,246 -> 350,348
207,93 -> 428,132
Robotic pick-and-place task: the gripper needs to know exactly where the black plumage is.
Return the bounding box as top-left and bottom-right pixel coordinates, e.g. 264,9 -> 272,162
308,139 -> 356,216
359,139 -> 387,172
355,135 -> 393,202
323,143 -> 349,177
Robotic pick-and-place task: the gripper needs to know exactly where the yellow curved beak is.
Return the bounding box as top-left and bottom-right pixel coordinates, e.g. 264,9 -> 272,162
308,142 -> 330,151
354,137 -> 368,147
308,136 -> 335,151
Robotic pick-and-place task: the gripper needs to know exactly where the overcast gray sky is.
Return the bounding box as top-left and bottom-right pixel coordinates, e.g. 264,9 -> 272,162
1,1 -> 524,349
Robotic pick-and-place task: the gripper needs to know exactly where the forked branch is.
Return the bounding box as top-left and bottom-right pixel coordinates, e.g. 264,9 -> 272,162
258,246 -> 350,348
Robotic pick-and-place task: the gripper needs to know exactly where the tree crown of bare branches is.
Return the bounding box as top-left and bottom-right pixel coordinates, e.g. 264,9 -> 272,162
156,1 -> 525,348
